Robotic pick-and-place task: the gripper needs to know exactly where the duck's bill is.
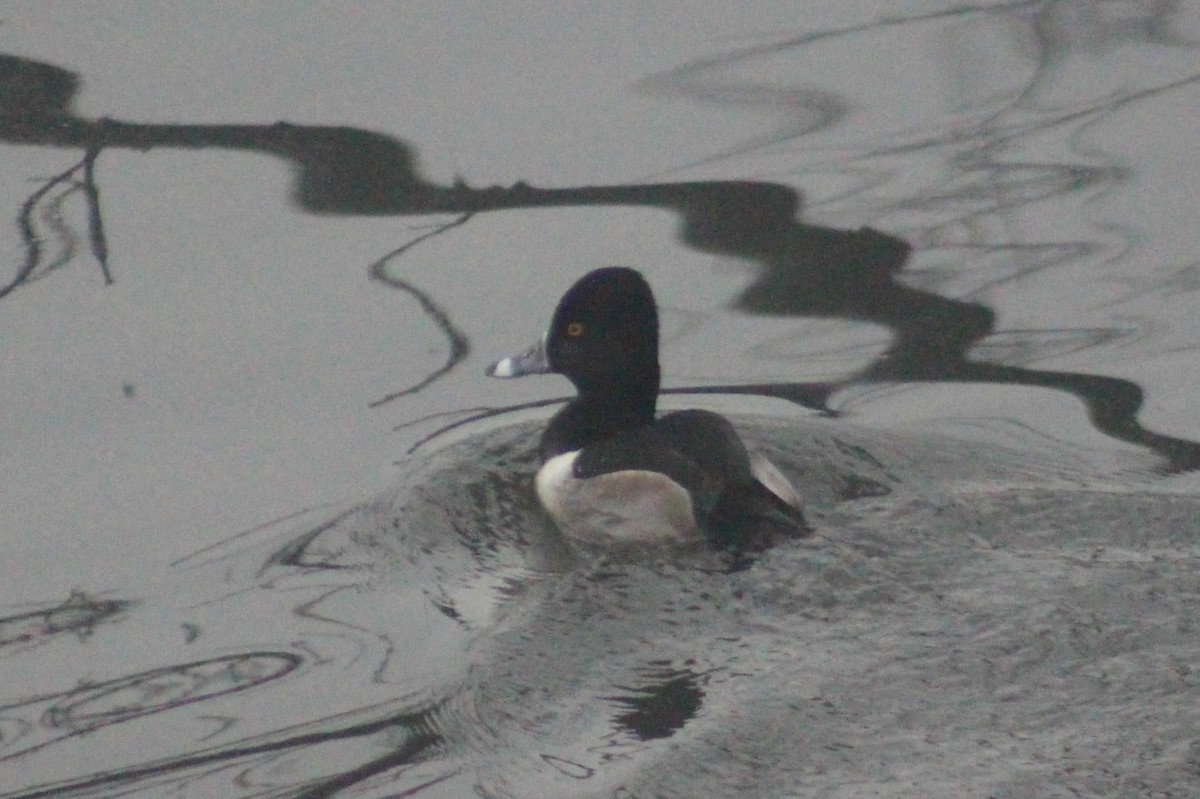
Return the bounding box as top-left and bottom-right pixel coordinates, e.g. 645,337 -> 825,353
487,338 -> 550,378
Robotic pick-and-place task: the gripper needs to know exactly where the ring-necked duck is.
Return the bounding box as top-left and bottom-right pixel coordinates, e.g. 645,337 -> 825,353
487,267 -> 810,552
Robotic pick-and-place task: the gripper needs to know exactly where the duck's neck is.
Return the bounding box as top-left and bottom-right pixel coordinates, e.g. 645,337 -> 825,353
542,368 -> 660,457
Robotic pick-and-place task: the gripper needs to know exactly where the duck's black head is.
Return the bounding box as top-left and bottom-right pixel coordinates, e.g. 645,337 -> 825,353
544,267 -> 660,395
488,267 -> 663,453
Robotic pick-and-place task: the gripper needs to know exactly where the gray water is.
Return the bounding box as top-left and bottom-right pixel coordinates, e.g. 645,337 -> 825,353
3,3 -> 1199,797
5,419 -> 1196,796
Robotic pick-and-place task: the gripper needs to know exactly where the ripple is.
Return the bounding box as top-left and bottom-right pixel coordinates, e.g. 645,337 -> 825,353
45,652 -> 302,731
0,593 -> 131,648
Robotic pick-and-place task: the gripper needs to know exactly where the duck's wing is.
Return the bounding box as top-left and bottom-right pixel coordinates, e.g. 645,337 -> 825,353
653,410 -> 754,478
709,479 -> 812,552
657,410 -> 803,504
656,410 -> 812,551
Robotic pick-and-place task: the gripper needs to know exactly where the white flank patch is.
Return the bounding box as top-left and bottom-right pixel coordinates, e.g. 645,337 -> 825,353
535,451 -> 698,545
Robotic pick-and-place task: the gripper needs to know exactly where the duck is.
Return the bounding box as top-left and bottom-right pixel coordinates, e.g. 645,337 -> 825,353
487,266 -> 810,553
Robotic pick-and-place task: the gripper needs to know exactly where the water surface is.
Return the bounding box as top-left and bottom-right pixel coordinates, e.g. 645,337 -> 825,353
2,3 -> 1199,796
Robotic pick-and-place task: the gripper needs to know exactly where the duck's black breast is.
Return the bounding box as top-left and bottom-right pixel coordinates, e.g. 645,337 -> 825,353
570,425 -> 715,503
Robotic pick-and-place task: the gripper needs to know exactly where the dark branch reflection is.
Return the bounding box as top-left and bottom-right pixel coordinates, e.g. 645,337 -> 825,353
2,51 -> 1196,471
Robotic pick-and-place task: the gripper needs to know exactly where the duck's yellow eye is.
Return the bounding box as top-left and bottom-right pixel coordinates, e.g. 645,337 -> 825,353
566,322 -> 585,337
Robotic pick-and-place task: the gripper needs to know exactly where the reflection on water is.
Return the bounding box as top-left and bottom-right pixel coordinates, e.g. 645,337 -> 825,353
3,2 -> 1200,796
0,592 -> 130,647
3,4 -> 1199,471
